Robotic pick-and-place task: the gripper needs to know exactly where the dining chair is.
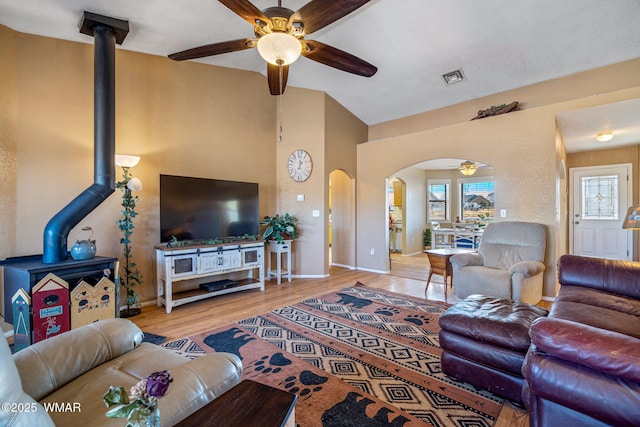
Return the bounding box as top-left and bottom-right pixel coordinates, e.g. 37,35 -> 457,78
453,223 -> 476,249
431,221 -> 453,248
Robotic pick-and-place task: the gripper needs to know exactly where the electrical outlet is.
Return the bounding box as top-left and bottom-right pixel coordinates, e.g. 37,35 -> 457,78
370,248 -> 375,255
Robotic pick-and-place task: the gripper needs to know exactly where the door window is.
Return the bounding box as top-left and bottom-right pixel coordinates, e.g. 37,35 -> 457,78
581,175 -> 618,220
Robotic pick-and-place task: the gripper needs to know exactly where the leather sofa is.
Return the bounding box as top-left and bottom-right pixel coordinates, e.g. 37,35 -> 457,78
1,318 -> 242,426
522,254 -> 640,426
439,295 -> 548,403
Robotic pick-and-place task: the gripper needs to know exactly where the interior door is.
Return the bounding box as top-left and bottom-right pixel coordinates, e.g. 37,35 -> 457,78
570,164 -> 632,260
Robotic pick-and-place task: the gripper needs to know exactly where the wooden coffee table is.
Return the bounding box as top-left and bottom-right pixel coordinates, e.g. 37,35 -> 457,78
175,379 -> 297,427
424,248 -> 474,300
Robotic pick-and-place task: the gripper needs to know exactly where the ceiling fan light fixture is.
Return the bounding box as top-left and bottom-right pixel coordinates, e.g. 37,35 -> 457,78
596,131 -> 614,142
459,160 -> 478,176
257,32 -> 301,66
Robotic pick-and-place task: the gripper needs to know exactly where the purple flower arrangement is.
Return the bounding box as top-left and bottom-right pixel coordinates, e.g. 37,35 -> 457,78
103,370 -> 173,426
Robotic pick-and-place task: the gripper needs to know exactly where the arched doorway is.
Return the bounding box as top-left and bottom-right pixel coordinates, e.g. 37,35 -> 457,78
329,169 -> 356,270
386,158 -> 494,275
388,177 -> 405,254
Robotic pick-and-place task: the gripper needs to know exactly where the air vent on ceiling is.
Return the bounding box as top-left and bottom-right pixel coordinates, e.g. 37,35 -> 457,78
442,69 -> 465,85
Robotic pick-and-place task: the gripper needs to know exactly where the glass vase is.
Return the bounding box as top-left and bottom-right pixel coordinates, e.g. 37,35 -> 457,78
131,406 -> 160,427
145,406 -> 160,427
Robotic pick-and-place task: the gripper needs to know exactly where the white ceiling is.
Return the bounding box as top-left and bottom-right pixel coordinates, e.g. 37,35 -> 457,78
557,98 -> 640,153
1,0 -> 639,151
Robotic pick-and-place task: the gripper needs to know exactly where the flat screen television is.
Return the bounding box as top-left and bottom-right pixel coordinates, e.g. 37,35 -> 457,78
159,174 -> 259,243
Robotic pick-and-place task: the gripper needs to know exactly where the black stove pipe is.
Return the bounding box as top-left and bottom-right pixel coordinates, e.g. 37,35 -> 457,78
43,20 -> 120,264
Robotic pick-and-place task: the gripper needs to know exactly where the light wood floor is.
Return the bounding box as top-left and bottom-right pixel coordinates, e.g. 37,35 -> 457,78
131,259 -> 445,342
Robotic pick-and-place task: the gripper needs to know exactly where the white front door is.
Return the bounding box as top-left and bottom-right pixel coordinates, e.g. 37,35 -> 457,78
570,164 -> 632,260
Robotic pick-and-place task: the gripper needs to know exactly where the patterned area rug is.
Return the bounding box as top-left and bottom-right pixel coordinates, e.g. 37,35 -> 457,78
162,283 -> 504,426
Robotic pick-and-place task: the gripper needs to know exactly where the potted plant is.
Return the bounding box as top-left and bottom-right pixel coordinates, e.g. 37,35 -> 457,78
423,228 -> 432,250
474,213 -> 493,228
260,213 -> 299,244
116,162 -> 143,318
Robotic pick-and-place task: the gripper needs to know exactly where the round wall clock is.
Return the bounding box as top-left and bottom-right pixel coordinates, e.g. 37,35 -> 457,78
288,149 -> 313,182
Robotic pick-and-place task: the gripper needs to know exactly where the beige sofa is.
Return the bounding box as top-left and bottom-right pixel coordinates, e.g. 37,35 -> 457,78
1,318 -> 242,426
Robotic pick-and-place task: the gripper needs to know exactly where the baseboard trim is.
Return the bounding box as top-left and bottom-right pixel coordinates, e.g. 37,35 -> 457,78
291,274 -> 330,279
541,295 -> 556,302
357,266 -> 388,274
401,251 -> 424,257
331,263 -> 356,270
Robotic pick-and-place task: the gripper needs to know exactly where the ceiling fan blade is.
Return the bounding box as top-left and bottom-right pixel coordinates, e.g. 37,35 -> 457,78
292,0 -> 371,35
168,38 -> 256,61
218,0 -> 269,26
301,40 -> 377,77
267,63 -> 289,95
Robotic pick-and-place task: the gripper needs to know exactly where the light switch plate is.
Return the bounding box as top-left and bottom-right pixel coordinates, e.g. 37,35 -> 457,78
312,210 -> 320,217
500,209 -> 507,217
296,194 -> 305,201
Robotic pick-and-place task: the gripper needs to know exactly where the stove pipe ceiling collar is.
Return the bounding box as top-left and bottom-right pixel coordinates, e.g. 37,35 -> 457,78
42,12 -> 129,264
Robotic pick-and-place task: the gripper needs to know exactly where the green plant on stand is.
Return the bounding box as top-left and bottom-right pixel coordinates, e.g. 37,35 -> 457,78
260,214 -> 299,243
116,161 -> 143,318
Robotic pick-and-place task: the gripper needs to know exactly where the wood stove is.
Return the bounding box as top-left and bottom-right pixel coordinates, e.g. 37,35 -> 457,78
2,12 -> 129,345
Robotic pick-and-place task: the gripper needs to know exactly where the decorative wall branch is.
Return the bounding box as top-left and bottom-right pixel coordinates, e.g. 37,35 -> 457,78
471,101 -> 519,120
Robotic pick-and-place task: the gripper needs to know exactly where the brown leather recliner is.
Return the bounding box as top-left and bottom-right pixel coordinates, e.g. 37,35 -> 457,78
522,254 -> 640,426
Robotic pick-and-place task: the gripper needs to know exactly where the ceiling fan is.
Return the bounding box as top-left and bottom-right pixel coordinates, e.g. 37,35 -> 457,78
168,0 -> 378,95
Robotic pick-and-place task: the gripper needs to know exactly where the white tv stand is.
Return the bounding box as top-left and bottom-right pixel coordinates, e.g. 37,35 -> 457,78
155,241 -> 264,314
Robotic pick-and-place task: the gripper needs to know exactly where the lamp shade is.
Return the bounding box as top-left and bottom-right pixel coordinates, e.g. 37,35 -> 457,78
622,206 -> 640,229
115,154 -> 140,168
459,160 -> 478,176
257,32 -> 302,66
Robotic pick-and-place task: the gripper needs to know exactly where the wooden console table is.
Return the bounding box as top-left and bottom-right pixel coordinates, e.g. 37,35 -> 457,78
155,241 -> 264,313
175,380 -> 297,427
424,248 -> 474,299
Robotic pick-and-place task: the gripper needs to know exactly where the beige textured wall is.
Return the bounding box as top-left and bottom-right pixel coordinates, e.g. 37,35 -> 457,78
276,87 -> 326,276
275,91 -> 365,277
360,107 -> 558,290
0,25 -> 19,313
1,27 -> 278,312
358,81 -> 640,298
325,95 -> 365,271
